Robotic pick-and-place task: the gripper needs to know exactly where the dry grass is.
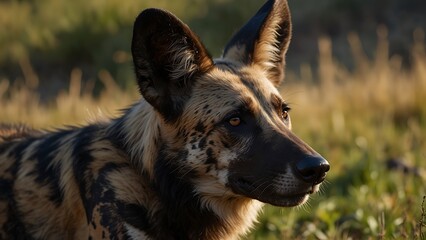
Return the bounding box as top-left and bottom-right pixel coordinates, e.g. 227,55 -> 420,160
1,28 -> 425,239
284,28 -> 426,172
0,67 -> 138,129
420,196 -> 426,239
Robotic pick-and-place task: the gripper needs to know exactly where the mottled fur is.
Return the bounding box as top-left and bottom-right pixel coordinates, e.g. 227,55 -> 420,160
0,0 -> 329,239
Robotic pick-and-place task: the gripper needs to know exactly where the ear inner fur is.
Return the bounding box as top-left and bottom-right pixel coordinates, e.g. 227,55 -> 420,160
222,0 -> 292,86
0,1 -> 329,239
131,8 -> 213,121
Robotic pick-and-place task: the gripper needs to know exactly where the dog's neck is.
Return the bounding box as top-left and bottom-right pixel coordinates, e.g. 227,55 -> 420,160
107,100 -> 162,177
107,101 -> 264,239
148,145 -> 263,239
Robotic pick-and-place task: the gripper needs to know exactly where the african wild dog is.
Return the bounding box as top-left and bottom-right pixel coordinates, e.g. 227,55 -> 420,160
0,0 -> 329,239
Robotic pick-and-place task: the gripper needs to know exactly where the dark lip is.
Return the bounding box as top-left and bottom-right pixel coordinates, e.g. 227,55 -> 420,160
230,178 -> 314,207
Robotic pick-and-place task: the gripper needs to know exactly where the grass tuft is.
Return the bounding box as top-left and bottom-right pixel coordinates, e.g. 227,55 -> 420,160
419,195 -> 426,239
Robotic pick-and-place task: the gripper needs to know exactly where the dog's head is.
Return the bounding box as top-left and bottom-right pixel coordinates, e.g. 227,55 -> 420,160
131,0 -> 329,208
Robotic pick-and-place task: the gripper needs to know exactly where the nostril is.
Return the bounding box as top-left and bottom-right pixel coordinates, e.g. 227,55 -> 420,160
294,155 -> 330,184
322,163 -> 330,173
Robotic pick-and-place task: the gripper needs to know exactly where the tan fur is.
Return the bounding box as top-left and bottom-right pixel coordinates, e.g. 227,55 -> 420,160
0,1 -> 328,239
253,1 -> 291,84
121,103 -> 161,178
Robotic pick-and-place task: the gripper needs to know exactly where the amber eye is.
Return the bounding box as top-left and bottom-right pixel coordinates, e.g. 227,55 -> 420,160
281,110 -> 289,120
229,117 -> 241,127
281,104 -> 290,121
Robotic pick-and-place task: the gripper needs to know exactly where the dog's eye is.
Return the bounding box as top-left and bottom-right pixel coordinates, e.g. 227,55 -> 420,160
281,110 -> 289,120
281,105 -> 290,121
228,117 -> 241,127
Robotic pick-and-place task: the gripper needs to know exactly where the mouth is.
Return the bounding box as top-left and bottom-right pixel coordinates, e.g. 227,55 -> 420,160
230,177 -> 316,207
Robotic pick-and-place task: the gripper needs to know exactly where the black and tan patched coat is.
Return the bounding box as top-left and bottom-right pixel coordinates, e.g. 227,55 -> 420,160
0,0 -> 329,239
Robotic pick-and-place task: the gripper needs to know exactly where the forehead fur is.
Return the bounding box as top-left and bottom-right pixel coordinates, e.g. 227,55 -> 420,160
178,65 -> 281,128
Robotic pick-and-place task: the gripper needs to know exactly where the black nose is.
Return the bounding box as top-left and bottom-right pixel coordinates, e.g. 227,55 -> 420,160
294,155 -> 330,184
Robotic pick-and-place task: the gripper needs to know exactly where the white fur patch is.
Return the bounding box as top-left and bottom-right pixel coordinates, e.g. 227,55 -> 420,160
122,102 -> 161,178
125,223 -> 151,240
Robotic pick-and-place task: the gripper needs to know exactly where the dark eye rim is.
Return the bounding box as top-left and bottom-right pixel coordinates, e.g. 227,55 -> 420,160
223,109 -> 246,127
281,105 -> 291,120
228,117 -> 242,127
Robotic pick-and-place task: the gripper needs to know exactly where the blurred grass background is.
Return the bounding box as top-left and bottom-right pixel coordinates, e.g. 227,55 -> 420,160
0,0 -> 425,239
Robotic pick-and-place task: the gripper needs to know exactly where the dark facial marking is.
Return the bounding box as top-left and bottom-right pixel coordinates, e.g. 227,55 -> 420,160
205,148 -> 217,165
198,137 -> 207,149
195,122 -> 205,133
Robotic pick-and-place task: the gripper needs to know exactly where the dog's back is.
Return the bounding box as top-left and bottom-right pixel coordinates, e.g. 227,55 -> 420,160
0,124 -> 43,142
0,123 -> 139,239
0,125 -> 89,239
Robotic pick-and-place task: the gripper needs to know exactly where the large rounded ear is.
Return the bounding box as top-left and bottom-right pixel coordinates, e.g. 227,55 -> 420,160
222,0 -> 291,86
132,8 -> 213,122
